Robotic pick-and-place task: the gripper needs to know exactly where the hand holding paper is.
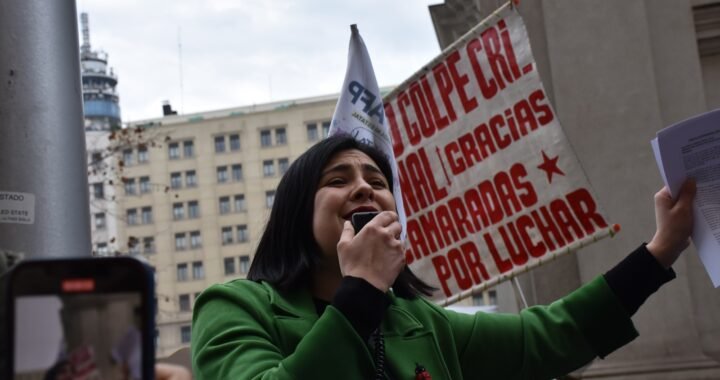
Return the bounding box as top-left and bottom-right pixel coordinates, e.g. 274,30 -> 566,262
651,108 -> 720,287
646,180 -> 696,269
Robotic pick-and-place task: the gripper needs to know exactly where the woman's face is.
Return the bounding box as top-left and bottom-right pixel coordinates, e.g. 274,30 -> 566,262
313,149 -> 396,258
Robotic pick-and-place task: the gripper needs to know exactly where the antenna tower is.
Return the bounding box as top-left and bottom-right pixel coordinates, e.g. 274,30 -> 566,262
80,12 -> 91,55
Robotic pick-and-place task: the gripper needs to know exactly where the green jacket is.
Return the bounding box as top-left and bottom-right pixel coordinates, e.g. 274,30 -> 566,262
192,277 -> 637,379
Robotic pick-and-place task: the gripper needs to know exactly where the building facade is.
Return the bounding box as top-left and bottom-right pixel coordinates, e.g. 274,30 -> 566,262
429,0 -> 720,378
116,96 -> 335,357
86,130 -> 119,257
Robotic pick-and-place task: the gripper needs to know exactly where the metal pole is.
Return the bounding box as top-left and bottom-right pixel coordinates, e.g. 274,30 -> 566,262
0,0 -> 91,259
512,277 -> 529,310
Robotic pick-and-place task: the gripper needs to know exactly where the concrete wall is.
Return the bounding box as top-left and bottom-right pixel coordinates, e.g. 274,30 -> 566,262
430,0 -> 720,378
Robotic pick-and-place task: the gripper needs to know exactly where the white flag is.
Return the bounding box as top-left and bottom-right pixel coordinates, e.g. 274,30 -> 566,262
329,24 -> 407,240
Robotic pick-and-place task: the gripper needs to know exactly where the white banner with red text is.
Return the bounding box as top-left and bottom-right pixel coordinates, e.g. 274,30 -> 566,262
384,3 -> 619,304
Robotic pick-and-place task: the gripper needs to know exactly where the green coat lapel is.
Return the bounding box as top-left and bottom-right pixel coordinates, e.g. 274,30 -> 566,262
382,302 -> 453,379
262,284 -> 453,379
263,282 -> 318,356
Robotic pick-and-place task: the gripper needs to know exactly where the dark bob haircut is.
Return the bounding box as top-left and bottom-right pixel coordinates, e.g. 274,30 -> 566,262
248,135 -> 435,298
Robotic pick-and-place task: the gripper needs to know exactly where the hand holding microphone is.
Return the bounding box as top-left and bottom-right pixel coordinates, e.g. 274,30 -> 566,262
337,211 -> 405,292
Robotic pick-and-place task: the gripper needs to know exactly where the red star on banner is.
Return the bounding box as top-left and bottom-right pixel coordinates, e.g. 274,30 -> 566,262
537,151 -> 564,184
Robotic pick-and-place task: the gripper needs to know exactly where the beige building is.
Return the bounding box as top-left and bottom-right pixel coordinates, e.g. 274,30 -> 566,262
116,95 -> 336,357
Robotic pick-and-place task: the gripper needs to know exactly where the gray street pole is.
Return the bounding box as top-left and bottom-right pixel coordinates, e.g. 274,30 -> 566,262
0,0 -> 91,259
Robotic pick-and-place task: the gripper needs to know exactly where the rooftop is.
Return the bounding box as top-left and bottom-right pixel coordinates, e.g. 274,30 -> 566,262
126,86 -> 395,129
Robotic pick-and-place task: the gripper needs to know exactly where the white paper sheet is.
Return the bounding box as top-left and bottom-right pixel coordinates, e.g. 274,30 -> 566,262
654,108 -> 720,287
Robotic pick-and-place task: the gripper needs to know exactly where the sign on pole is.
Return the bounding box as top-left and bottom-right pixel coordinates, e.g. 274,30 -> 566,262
382,3 -> 619,304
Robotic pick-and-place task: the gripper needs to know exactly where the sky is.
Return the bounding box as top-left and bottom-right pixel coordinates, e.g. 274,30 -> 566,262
76,0 -> 444,122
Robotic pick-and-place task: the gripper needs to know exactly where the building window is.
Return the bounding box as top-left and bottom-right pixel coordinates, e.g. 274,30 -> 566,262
224,257 -> 236,275
188,201 -> 199,218
170,172 -> 182,189
93,183 -> 104,199
306,123 -> 318,142
123,149 -> 134,166
128,239 -> 141,255
175,233 -> 187,250
472,290 -> 498,306
143,237 -> 155,254
190,230 -> 202,249
91,151 -> 103,169
218,196 -> 231,215
488,289 -> 497,305
141,207 -> 153,224
128,236 -> 140,251
94,212 -> 106,230
172,203 -> 184,220
265,191 -> 275,208
177,263 -> 188,281
168,142 -> 180,159
236,225 -> 248,243
217,166 -> 228,183
232,164 -> 243,181
322,121 -> 331,138
90,151 -> 102,164
192,261 -> 204,280
96,243 -> 109,256
239,255 -> 250,274
229,134 -> 240,151
221,226 -> 233,245
233,194 -> 246,212
179,294 -> 191,312
139,176 -> 151,193
183,140 -> 194,158
124,178 -> 136,195
278,158 -> 289,175
275,127 -> 287,145
185,170 -> 197,187
260,130 -> 271,147
214,136 -> 226,153
180,325 -> 191,344
138,146 -> 149,163
263,160 -> 275,177
127,209 -> 138,225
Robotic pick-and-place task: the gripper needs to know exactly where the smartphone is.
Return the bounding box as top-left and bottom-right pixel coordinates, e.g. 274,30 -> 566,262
351,211 -> 379,234
4,257 -> 155,380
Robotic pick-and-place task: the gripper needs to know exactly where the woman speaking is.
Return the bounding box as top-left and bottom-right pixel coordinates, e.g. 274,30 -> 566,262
192,135 -> 695,379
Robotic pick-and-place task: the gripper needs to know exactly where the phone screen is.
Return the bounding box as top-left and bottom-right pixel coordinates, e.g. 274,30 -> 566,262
7,258 -> 154,380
